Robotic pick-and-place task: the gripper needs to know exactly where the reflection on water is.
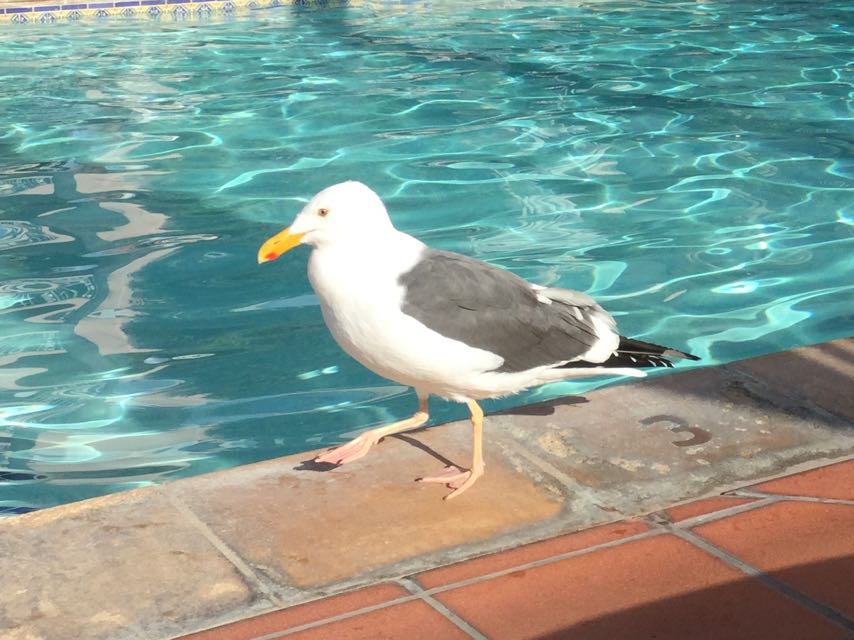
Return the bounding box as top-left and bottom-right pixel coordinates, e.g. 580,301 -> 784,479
1,274 -> 95,323
0,220 -> 71,250
1,0 -> 853,513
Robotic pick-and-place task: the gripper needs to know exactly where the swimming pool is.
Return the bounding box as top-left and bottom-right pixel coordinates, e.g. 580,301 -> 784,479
1,0 -> 852,513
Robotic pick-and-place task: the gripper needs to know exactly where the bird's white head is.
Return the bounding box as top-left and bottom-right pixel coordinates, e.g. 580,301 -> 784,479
257,181 -> 394,263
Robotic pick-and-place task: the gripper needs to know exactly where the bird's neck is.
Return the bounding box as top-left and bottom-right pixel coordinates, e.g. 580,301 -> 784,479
308,229 -> 425,298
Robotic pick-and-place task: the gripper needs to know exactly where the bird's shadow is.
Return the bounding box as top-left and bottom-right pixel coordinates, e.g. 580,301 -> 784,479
293,430 -> 455,473
294,395 -> 587,473
494,394 -> 588,416
390,433 -> 457,468
295,458 -> 339,472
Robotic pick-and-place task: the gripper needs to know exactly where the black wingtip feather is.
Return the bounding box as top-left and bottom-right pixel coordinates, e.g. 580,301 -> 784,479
564,336 -> 699,370
618,337 -> 699,360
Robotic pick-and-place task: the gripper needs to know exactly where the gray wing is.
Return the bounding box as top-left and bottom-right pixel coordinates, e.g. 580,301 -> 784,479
398,249 -> 616,373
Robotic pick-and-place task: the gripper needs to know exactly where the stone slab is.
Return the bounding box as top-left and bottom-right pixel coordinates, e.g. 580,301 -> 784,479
730,338 -> 854,422
0,489 -> 257,640
166,421 -> 562,594
490,343 -> 854,519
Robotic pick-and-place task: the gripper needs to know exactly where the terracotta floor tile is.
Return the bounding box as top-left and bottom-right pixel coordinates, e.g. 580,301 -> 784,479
179,584 -> 408,640
749,459 -> 854,500
694,501 -> 854,618
664,496 -> 757,523
416,519 -> 648,589
286,599 -> 471,640
435,534 -> 846,640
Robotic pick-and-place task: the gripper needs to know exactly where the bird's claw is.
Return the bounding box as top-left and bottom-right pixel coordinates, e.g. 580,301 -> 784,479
314,433 -> 376,466
417,465 -> 484,499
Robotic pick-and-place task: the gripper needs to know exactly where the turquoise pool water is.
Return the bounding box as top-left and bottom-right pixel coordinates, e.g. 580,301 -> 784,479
1,1 -> 852,513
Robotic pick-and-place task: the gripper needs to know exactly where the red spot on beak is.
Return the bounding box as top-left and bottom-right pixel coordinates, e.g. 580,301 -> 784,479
265,252 -> 278,262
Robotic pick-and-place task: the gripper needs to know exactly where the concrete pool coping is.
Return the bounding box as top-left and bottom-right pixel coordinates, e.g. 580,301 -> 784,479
1,337 -> 852,639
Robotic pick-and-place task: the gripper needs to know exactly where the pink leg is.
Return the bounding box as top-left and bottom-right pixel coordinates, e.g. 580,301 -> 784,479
315,397 -> 428,466
417,399 -> 485,500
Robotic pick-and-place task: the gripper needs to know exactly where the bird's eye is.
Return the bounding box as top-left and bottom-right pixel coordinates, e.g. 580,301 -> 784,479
318,208 -> 329,218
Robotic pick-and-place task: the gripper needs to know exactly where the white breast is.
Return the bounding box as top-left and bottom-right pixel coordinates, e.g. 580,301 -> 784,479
306,230 -> 502,396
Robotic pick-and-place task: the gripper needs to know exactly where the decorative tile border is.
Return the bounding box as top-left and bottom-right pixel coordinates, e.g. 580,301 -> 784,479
0,0 -> 354,23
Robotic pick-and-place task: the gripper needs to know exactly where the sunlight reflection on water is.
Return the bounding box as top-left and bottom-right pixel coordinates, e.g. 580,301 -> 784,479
1,0 -> 852,513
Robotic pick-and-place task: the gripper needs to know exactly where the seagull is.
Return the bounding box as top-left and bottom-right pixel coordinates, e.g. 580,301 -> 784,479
258,181 -> 698,499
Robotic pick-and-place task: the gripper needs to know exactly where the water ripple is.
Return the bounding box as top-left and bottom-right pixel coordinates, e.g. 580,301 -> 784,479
1,0 -> 852,513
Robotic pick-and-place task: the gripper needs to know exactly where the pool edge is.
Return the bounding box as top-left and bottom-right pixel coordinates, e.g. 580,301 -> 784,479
1,336 -> 852,640
0,0 -> 420,24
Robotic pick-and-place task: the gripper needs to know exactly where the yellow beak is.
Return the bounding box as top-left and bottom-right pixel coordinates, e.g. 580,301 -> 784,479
257,227 -> 305,264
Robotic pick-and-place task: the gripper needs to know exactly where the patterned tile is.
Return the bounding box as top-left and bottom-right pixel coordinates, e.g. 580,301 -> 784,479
0,0 -> 294,24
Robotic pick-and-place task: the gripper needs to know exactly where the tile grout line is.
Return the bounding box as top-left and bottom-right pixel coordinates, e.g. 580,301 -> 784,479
207,528 -> 663,639
203,528 -> 664,639
177,489 -> 854,640
179,486 -> 851,638
176,489 -> 851,639
162,490 -> 285,609
725,490 -> 854,506
501,437 -> 584,489
420,527 -> 663,597
396,577 -> 489,640
251,594 -> 421,640
657,496 -> 781,528
174,472 -> 854,638
409,491 -> 827,599
664,524 -> 854,632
